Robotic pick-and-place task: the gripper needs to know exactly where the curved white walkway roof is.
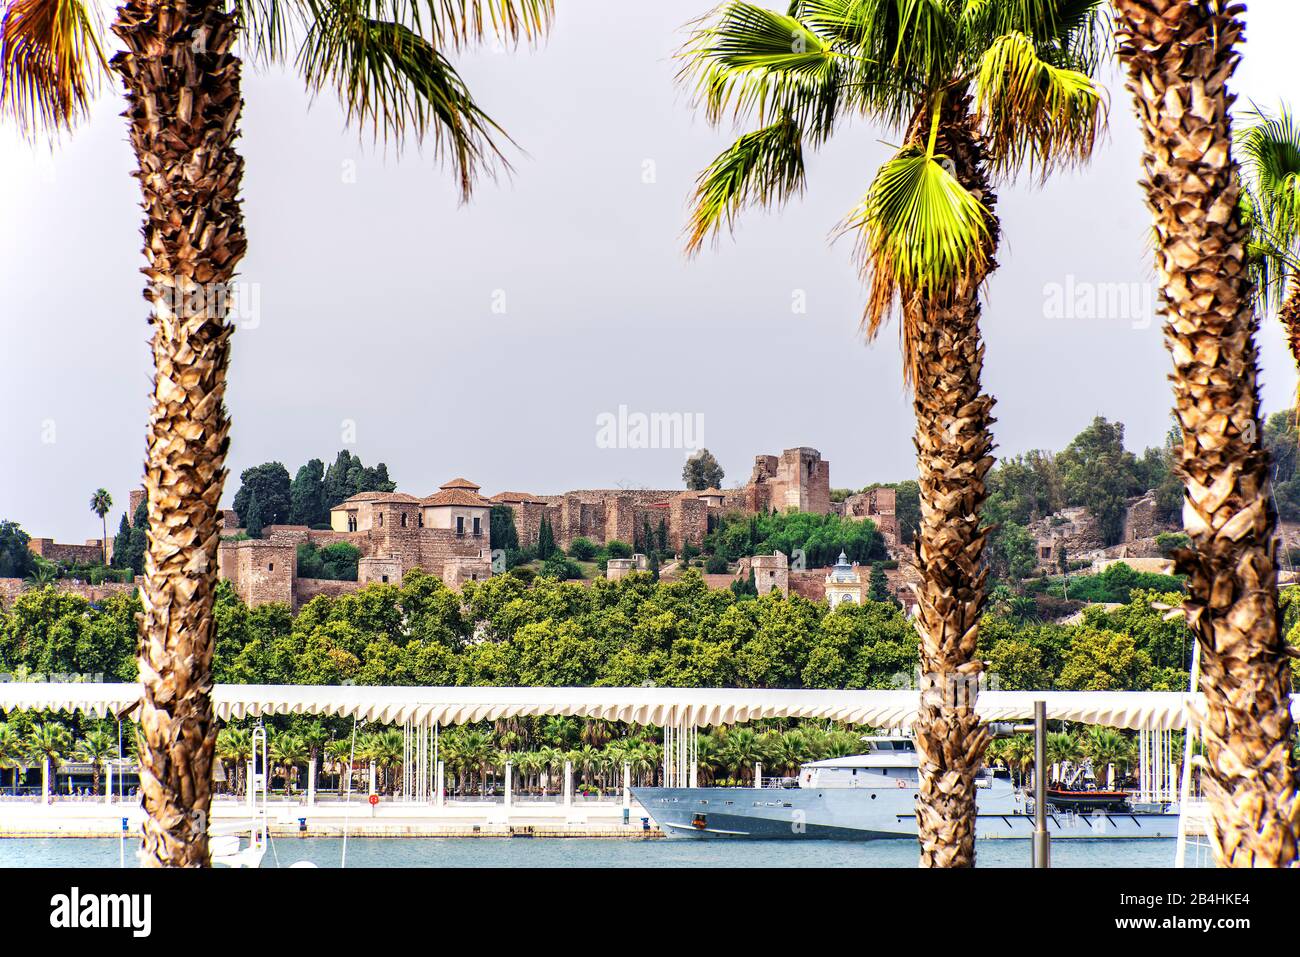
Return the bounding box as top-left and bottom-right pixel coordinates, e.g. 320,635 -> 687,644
2,683 -> 1296,730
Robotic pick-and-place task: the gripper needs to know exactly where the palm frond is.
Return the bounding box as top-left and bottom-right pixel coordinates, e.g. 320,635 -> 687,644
297,3 -> 510,200
415,0 -> 552,49
1237,104 -> 1300,311
843,144 -> 990,379
680,1 -> 843,140
0,0 -> 107,135
231,0 -> 300,65
960,0 -> 1109,74
974,30 -> 1104,178
684,114 -> 805,255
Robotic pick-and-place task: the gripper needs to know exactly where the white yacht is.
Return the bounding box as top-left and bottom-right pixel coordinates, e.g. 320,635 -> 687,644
634,736 -> 1179,841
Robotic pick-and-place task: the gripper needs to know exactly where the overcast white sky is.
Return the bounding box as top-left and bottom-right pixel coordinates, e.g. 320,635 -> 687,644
3,2 -> 1300,542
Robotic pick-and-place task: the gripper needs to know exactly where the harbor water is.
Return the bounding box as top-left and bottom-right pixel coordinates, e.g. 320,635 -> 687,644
0,836 -> 1176,868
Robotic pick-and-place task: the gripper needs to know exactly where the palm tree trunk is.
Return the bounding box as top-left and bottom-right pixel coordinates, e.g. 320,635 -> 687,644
111,0 -> 247,867
909,94 -> 1000,869
1114,0 -> 1299,867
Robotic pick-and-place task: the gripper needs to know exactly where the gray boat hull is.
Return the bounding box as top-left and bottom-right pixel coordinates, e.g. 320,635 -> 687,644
633,784 -> 1180,841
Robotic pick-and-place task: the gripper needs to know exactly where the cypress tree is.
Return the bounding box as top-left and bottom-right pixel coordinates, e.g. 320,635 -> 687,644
111,514 -> 132,569
536,515 -> 555,560
245,492 -> 265,539
869,562 -> 891,602
289,459 -> 326,526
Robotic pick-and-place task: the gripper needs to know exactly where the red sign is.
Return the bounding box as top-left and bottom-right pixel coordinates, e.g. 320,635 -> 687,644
368,794 -> 379,806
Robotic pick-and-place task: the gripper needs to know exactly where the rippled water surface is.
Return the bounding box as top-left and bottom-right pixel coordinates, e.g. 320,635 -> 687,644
0,836 -> 1177,868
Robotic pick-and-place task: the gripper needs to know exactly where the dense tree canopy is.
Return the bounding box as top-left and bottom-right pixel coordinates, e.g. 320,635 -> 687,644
705,511 -> 886,567
0,569 -> 1231,696
232,463 -> 292,529
682,448 -> 725,491
0,522 -> 34,579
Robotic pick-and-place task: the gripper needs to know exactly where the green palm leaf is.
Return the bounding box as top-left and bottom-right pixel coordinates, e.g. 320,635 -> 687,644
974,30 -> 1105,178
1238,104 -> 1300,309
298,5 -> 510,199
681,0 -> 842,138
686,115 -> 806,254
844,145 -> 990,369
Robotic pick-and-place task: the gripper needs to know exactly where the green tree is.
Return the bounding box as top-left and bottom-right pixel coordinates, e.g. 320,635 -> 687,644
1058,627 -> 1153,691
288,458 -> 326,527
89,489 -> 112,565
868,563 -> 891,603
682,448 -> 725,490
536,515 -> 556,560
567,537 -> 597,561
1056,417 -> 1144,546
681,0 -> 1106,863
1239,105 -> 1300,391
110,513 -> 133,571
75,728 -> 117,796
244,492 -> 265,540
25,722 -> 71,787
0,724 -> 25,794
0,521 -> 35,579
232,462 -> 291,529
4,0 -> 554,867
490,505 -> 519,551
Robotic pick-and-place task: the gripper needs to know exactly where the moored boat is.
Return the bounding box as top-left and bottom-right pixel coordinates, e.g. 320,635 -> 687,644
633,736 -> 1179,841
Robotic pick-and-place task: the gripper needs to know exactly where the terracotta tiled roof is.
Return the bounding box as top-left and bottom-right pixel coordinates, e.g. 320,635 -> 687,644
696,488 -> 725,497
331,491 -> 386,509
491,491 -> 541,503
439,477 -> 481,491
422,488 -> 490,507
372,492 -> 422,504
331,490 -> 419,509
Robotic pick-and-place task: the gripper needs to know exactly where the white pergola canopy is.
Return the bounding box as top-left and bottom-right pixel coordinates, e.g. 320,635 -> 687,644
2,683 -> 1295,731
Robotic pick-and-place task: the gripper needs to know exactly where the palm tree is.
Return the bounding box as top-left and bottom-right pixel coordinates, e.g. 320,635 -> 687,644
718,727 -> 765,784
23,558 -> 57,589
680,1 -> 1105,866
1112,1 -> 1300,867
2,0 -> 553,866
999,735 -> 1035,788
1238,104 -> 1300,392
26,722 -> 71,795
362,729 -> 404,794
0,723 -> 25,794
89,489 -> 112,565
270,731 -> 307,794
535,746 -> 562,795
298,721 -> 329,795
324,738 -> 355,794
76,728 -> 117,796
1045,731 -> 1080,784
1081,727 -> 1131,788
216,726 -> 252,797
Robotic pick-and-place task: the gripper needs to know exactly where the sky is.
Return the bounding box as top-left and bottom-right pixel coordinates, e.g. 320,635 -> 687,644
3,2 -> 1300,543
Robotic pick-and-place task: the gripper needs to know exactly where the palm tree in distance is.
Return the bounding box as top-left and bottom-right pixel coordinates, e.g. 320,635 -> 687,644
0,723 -> 25,794
89,489 -> 112,565
1112,0 -> 1299,867
76,728 -> 117,796
216,726 -> 252,796
270,731 -> 307,794
680,0 -> 1106,865
1,0 -> 554,866
1238,104 -> 1300,390
26,722 -> 71,796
